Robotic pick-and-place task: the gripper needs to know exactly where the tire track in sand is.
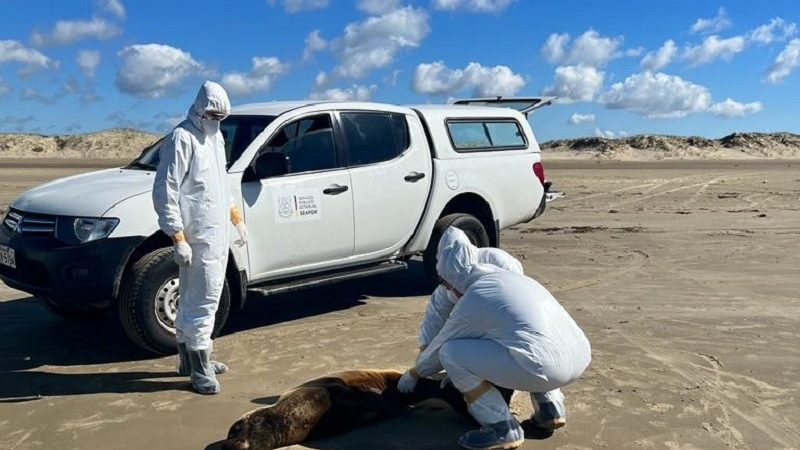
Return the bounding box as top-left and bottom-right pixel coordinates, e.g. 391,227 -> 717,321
587,304 -> 799,449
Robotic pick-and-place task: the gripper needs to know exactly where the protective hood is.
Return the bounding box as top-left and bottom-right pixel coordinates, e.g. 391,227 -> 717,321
12,168 -> 154,217
477,247 -> 524,275
436,227 -> 507,294
187,80 -> 231,136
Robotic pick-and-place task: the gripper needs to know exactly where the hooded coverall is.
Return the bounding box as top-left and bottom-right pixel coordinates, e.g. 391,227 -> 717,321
152,81 -> 234,393
414,227 -> 592,448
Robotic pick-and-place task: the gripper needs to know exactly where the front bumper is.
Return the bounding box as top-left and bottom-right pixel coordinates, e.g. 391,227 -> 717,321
0,225 -> 143,306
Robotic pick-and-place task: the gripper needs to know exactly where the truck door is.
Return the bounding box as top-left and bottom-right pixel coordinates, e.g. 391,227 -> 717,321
241,113 -> 354,280
339,111 -> 432,257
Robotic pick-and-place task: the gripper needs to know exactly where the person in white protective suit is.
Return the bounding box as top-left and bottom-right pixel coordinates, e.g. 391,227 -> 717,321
152,81 -> 247,395
415,229 -> 571,432
398,227 -> 591,450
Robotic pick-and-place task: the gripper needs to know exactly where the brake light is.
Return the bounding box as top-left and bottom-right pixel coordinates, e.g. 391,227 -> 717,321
532,162 -> 545,185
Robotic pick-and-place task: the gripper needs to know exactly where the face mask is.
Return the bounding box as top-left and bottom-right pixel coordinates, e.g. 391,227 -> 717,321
201,118 -> 220,136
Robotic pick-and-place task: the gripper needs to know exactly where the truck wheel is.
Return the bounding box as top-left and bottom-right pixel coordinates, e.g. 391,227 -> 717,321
423,213 -> 490,281
36,296 -> 108,320
118,247 -> 231,355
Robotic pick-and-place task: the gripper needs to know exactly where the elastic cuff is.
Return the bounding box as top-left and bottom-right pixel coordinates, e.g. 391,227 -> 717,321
463,380 -> 493,404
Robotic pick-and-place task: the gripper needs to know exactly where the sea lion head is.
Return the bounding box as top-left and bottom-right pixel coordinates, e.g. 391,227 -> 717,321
221,408 -> 279,450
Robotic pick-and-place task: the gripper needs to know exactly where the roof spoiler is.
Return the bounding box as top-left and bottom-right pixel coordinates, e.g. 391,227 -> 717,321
450,96 -> 557,117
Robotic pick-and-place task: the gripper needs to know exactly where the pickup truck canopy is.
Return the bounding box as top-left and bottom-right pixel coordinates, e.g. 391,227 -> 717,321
451,96 -> 556,117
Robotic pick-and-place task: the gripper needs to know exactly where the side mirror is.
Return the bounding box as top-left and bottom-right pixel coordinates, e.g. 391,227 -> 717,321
243,152 -> 290,182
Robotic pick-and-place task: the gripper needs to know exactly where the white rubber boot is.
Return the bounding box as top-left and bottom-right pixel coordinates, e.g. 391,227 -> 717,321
459,387 -> 524,450
530,390 -> 566,430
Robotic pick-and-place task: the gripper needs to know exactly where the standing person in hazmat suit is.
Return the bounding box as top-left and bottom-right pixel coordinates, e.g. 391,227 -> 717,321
152,81 -> 248,395
398,227 -> 591,450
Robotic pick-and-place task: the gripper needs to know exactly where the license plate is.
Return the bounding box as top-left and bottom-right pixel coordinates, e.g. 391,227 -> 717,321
0,245 -> 15,269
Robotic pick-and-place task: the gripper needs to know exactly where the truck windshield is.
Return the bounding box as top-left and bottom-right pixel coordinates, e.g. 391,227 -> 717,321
126,115 -> 276,171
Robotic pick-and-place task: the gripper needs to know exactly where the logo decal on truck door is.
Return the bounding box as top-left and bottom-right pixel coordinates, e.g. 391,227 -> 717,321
273,190 -> 322,223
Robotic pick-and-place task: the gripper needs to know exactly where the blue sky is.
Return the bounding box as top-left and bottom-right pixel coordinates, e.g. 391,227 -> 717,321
0,0 -> 798,142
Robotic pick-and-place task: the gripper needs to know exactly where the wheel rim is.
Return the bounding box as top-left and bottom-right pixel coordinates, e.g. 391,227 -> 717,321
154,277 -> 179,333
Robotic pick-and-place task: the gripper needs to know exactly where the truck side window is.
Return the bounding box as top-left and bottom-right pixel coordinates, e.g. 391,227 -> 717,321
341,112 -> 408,166
261,114 -> 338,174
447,119 -> 527,152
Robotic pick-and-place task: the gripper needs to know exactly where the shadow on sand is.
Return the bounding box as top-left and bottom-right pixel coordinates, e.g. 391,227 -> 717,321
203,400 -> 556,450
0,261 -> 433,400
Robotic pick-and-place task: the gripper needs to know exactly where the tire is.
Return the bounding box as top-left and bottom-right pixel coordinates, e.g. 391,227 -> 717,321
423,213 -> 491,282
118,247 -> 231,355
36,296 -> 109,320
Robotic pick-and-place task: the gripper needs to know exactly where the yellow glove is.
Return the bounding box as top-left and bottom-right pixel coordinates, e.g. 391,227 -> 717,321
172,231 -> 191,266
230,205 -> 244,225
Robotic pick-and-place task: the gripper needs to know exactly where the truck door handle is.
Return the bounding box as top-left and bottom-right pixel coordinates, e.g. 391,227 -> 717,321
323,184 -> 349,195
404,172 -> 426,183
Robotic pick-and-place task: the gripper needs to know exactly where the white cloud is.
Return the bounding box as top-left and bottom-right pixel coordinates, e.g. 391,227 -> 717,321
303,30 -> 328,61
115,44 -> 206,98
690,7 -> 731,35
333,6 -> 430,78
98,0 -> 126,19
313,71 -> 332,91
541,33 -> 569,65
221,56 -> 289,97
431,0 -> 515,13
568,113 -> 595,125
412,61 -> 525,96
625,47 -> 645,57
385,69 -> 402,87
541,30 -> 625,67
748,18 -> 797,44
268,0 -> 329,13
2,116 -> 36,126
683,35 -> 747,67
0,40 -> 58,71
709,98 -> 763,117
542,65 -> 604,103
31,17 -> 121,46
599,71 -> 711,119
154,112 -> 184,131
357,0 -> 402,14
764,38 -> 800,84
641,40 -> 676,71
310,84 -> 377,101
77,50 -> 101,78
594,128 -> 618,138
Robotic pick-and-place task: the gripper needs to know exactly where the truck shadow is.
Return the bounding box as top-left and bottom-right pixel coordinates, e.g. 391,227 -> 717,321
223,261 -> 433,335
0,262 -> 434,399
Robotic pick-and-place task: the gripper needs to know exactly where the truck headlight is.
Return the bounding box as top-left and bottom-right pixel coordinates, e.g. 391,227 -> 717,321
72,218 -> 120,243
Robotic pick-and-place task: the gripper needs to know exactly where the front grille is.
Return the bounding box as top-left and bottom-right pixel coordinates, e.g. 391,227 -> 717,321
3,208 -> 57,237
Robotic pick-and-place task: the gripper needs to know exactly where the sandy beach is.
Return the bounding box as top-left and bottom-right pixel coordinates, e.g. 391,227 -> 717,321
1,158 -> 798,450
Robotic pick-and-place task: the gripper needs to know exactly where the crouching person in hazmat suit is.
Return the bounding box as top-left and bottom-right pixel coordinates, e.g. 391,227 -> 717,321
398,227 -> 591,450
152,81 -> 247,395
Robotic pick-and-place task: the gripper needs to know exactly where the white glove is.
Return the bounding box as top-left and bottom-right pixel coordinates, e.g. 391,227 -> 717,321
174,241 -> 192,266
397,369 -> 418,393
234,222 -> 248,247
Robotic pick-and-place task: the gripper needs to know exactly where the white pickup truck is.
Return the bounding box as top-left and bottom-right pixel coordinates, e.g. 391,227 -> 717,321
0,97 -> 557,354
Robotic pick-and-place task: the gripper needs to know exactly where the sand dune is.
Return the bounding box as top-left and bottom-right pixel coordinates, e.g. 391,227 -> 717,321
541,132 -> 800,160
0,128 -> 160,160
1,129 -> 799,161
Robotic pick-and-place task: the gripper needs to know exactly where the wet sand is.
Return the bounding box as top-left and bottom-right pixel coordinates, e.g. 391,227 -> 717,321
1,158 -> 798,450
